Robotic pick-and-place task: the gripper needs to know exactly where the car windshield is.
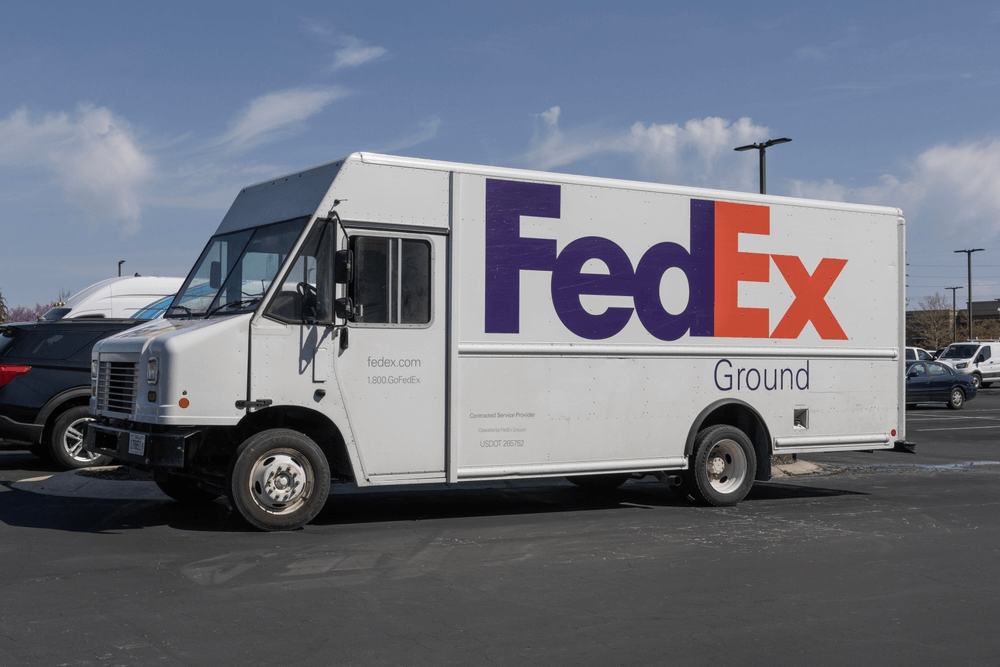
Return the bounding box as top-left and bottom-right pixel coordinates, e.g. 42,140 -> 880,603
941,345 -> 979,359
167,217 -> 309,319
132,294 -> 174,320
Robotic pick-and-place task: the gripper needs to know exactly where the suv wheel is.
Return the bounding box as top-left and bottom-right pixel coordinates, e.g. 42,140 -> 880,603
49,406 -> 112,470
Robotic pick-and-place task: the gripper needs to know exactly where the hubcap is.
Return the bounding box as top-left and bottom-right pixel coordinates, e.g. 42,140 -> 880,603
704,439 -> 747,494
64,417 -> 100,462
249,450 -> 313,515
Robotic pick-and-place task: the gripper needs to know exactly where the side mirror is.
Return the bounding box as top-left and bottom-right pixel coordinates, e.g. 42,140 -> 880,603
335,250 -> 353,284
976,354 -> 986,363
335,297 -> 355,321
906,369 -> 917,378
209,261 -> 222,289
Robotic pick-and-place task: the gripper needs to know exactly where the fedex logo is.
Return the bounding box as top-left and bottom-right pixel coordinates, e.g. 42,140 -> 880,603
485,178 -> 848,341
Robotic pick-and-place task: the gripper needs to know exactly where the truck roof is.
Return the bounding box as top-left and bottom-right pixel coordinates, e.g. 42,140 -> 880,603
217,152 -> 904,237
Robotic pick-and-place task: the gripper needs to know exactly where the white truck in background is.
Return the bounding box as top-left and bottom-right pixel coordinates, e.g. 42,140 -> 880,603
85,153 -> 907,531
43,276 -> 184,320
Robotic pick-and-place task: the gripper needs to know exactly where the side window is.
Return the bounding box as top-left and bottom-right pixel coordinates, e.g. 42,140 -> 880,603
928,363 -> 949,377
264,221 -> 334,324
919,349 -> 932,360
981,346 -> 991,360
905,349 -> 915,360
351,236 -> 431,326
910,363 -> 927,378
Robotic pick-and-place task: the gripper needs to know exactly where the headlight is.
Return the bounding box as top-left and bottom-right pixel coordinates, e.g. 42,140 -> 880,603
91,359 -> 98,380
147,357 -> 159,385
956,362 -> 968,369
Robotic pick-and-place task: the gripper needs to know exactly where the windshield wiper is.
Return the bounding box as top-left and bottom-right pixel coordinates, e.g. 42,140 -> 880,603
207,298 -> 260,317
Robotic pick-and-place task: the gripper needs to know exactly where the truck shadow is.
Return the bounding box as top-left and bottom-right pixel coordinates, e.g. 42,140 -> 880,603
0,463 -> 865,534
312,479 -> 865,527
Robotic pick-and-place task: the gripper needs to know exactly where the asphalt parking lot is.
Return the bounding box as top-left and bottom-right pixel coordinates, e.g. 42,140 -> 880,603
1,393 -> 999,667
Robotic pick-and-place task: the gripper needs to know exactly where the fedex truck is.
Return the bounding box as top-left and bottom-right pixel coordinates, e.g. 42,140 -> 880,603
85,153 -> 906,531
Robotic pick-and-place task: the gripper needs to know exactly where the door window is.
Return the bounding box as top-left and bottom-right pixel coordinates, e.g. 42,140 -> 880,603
351,236 -> 432,326
264,220 -> 335,324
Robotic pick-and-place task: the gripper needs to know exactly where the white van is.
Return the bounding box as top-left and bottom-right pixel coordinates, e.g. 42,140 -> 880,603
937,341 -> 1000,388
86,152 -> 906,531
42,276 -> 183,320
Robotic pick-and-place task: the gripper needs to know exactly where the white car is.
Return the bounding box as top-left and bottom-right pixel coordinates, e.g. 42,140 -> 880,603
905,347 -> 935,362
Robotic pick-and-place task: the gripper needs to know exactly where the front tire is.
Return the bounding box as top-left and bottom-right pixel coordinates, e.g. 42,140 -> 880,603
972,373 -> 983,389
688,425 -> 756,507
226,429 -> 331,531
948,387 -> 965,410
48,405 -> 111,470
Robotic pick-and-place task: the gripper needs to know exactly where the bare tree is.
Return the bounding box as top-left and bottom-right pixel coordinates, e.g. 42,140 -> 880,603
0,288 -> 8,323
907,293 -> 955,349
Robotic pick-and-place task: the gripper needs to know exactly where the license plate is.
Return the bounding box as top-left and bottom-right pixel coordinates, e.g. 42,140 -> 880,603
128,432 -> 146,456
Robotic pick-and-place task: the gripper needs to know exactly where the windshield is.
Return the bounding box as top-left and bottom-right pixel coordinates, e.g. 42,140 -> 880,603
167,217 -> 309,318
941,345 -> 979,359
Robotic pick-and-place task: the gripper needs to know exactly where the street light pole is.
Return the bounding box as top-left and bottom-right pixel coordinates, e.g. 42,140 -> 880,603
945,286 -> 963,344
954,249 -> 984,341
734,138 -> 792,194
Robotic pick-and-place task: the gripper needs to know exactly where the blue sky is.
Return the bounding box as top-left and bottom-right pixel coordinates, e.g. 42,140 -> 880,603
2,1 -> 1000,310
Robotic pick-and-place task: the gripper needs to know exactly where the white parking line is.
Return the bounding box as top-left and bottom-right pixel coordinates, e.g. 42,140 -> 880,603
912,425 -> 1000,432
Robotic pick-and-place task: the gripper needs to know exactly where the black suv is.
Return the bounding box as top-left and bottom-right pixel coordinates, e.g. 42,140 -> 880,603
0,318 -> 142,469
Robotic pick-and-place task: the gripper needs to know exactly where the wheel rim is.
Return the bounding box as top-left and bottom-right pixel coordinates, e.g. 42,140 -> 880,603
63,416 -> 99,462
973,375 -> 981,388
247,449 -> 314,515
952,389 -> 963,406
704,438 -> 748,494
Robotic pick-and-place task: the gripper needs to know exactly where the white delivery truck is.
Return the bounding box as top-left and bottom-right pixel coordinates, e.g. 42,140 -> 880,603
85,153 -> 907,530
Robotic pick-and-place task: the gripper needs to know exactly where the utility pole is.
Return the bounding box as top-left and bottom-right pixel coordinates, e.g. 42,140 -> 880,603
945,286 -> 963,344
118,260 -> 126,277
734,138 -> 792,194
954,249 -> 984,341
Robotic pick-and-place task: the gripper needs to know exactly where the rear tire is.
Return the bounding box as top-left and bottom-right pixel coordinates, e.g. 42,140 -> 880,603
688,425 -> 756,507
48,405 -> 111,470
566,473 -> 629,491
226,429 -> 331,531
947,387 -> 965,410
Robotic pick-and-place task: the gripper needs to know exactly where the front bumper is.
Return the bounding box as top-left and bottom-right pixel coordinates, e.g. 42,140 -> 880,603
84,422 -> 202,468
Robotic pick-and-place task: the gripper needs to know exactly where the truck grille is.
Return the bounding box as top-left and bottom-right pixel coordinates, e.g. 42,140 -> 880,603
96,361 -> 139,414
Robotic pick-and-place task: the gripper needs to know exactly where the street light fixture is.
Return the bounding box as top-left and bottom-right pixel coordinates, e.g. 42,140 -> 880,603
955,249 -> 984,341
734,137 -> 792,194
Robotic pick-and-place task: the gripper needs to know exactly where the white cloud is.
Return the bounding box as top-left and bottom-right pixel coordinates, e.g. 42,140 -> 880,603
523,107 -> 770,191
215,86 -> 349,152
379,116 -> 441,152
0,105 -> 154,233
789,138 -> 1000,241
302,21 -> 388,70
333,43 -> 388,69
